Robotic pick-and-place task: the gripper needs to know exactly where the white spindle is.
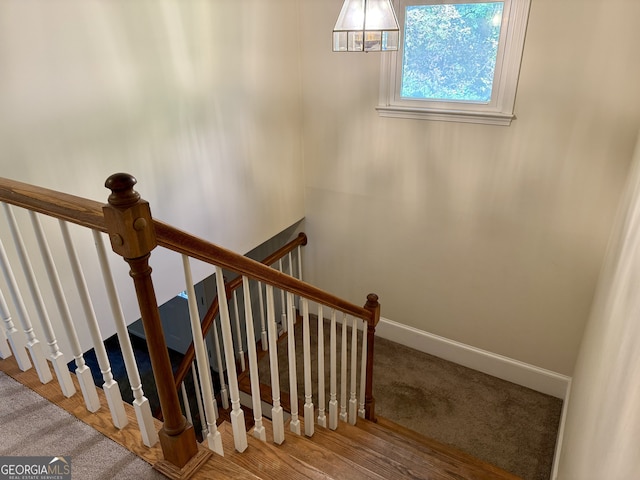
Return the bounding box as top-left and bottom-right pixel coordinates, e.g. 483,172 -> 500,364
94,231 -> 157,446
214,265 -> 248,453
232,290 -> 246,372
0,214 -> 50,383
180,382 -> 194,427
278,260 -> 287,333
23,219 -> 98,410
210,318 -> 229,410
266,284 -> 285,444
191,362 -> 210,440
317,304 -> 326,428
329,309 -> 338,430
287,252 -> 294,278
0,311 -> 11,359
60,221 -> 128,429
340,313 -> 348,423
182,256 -> 223,454
10,209 -> 69,391
302,298 -> 314,437
0,286 -> 30,369
288,251 -> 298,312
297,244 -> 303,281
27,212 -> 76,397
286,292 -> 300,435
349,316 -> 358,425
358,320 -> 368,419
0,324 -> 9,360
242,276 -> 266,441
258,282 -> 268,351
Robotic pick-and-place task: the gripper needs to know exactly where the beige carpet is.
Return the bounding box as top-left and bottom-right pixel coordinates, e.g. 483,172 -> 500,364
0,372 -> 165,480
373,336 -> 562,480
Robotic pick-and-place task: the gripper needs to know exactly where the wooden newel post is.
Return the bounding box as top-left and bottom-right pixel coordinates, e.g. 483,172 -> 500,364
363,293 -> 380,422
102,173 -> 199,472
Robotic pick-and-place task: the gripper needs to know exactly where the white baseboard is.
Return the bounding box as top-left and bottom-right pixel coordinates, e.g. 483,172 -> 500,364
376,317 -> 571,399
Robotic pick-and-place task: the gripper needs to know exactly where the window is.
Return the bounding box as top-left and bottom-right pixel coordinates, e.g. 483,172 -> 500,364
377,0 -> 531,125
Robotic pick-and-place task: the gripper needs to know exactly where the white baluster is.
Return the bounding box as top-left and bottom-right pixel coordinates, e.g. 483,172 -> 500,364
211,318 -> 229,410
242,276 -> 266,441
0,310 -> 11,359
191,362 -> 210,440
0,212 -> 50,383
278,260 -> 287,333
358,320 -> 368,419
27,212 -> 76,397
94,231 -> 157,446
20,219 -> 98,409
286,292 -> 300,435
287,251 -> 299,313
329,309 -> 338,430
60,221 -> 127,429
0,286 -> 30,369
214,265 -> 248,453
180,382 -> 194,427
182,256 -> 223,455
266,284 -> 285,444
349,316 -> 358,425
297,245 -> 303,281
232,290 -> 246,372
258,282 -> 267,351
302,298 -> 314,437
340,313 -> 348,423
317,304 -> 326,428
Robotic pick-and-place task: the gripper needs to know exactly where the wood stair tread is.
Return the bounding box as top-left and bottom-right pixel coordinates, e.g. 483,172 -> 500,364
215,420 -> 332,480
306,421 -> 458,480
264,419 -> 385,480
191,450 -> 262,480
356,417 -> 522,480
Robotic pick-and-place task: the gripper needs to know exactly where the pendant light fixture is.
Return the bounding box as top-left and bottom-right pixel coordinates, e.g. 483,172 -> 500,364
333,0 -> 400,52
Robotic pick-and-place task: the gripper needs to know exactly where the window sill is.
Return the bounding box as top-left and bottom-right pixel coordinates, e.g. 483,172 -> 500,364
375,105 -> 515,126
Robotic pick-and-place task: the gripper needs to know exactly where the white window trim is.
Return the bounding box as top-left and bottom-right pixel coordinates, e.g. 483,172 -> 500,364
377,0 -> 531,126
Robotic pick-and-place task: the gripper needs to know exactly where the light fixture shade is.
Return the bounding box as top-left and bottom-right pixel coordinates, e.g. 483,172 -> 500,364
333,0 -> 400,52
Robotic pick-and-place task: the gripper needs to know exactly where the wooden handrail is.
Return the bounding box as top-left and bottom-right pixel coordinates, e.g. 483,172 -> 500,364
0,177 -> 107,231
172,232 -> 309,389
154,220 -> 375,323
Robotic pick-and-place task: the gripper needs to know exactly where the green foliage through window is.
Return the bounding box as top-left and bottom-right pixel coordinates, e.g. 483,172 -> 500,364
401,2 -> 504,103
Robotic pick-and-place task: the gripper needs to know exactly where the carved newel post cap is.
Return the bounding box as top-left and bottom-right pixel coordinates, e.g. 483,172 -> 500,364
366,293 -> 379,308
105,173 -> 141,207
103,172 -> 156,259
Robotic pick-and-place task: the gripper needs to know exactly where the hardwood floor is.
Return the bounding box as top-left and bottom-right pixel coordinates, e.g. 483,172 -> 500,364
1,354 -> 522,479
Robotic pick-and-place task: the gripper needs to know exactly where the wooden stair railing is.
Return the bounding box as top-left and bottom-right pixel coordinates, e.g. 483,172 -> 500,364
172,232 -> 308,390
0,173 -> 381,480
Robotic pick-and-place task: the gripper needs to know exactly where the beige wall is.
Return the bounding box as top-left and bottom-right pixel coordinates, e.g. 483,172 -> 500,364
555,133 -> 640,479
299,0 -> 640,375
0,0 -> 304,352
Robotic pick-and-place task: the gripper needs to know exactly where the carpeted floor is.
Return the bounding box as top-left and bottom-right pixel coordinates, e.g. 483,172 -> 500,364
373,336 -> 562,480
0,371 -> 165,480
